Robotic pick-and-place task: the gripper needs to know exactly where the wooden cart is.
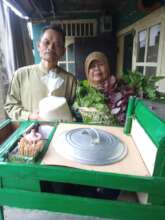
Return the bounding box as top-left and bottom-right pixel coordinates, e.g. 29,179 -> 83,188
0,98 -> 165,220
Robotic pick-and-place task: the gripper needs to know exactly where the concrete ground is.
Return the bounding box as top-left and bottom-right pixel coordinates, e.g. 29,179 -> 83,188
3,191 -> 138,220
4,207 -> 110,220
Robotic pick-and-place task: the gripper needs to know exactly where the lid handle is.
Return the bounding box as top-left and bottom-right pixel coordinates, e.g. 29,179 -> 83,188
82,128 -> 100,145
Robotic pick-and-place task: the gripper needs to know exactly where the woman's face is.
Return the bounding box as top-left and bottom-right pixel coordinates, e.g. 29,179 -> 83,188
88,60 -> 109,86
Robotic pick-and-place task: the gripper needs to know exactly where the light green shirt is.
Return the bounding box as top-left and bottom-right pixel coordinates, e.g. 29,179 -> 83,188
5,63 -> 77,120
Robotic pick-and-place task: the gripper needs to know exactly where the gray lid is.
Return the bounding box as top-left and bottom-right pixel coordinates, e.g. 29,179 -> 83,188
56,128 -> 127,165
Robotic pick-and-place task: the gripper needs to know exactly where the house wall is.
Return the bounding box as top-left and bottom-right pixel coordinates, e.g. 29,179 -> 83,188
115,0 -> 153,32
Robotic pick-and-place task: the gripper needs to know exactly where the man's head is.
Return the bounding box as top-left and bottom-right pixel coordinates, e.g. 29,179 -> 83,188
38,23 -> 65,66
85,51 -> 110,87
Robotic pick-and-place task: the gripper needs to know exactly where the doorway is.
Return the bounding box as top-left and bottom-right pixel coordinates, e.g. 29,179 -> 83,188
123,32 -> 134,73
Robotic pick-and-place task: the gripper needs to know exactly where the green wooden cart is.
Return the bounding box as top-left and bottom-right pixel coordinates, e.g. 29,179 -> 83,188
0,97 -> 165,220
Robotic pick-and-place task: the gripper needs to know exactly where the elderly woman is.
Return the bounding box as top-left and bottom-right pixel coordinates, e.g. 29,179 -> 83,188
74,51 -> 133,125
85,51 -> 133,125
85,51 -> 116,89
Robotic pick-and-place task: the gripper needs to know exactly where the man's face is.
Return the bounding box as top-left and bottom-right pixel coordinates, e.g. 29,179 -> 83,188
38,29 -> 65,64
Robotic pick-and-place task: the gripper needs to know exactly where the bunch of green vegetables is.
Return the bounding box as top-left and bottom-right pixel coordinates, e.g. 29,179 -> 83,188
74,80 -> 109,112
73,80 -> 118,125
122,70 -> 165,100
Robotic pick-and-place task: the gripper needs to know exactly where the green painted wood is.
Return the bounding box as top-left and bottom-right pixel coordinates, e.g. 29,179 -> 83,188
0,106 -> 165,218
0,120 -> 34,159
0,207 -> 3,220
3,177 -> 40,192
0,119 -> 11,129
134,99 -> 165,178
0,177 -> 4,220
135,100 -> 165,148
0,120 -> 56,164
0,186 -> 165,220
1,164 -> 165,219
124,96 -> 135,134
0,164 -> 165,197
153,139 -> 165,176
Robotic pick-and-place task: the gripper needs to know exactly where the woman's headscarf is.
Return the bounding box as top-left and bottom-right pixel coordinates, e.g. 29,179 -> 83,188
85,51 -> 110,79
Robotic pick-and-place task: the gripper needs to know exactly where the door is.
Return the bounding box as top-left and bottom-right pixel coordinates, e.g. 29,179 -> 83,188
75,33 -> 116,80
123,32 -> 134,73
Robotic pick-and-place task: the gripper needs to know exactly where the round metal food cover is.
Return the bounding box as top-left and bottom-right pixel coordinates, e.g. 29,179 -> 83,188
55,128 -> 127,165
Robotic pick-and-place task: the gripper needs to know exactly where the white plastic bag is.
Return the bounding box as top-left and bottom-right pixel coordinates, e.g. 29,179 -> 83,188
41,70 -> 64,96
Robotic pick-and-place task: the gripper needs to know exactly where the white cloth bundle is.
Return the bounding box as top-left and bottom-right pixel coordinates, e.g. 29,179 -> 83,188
41,70 -> 64,96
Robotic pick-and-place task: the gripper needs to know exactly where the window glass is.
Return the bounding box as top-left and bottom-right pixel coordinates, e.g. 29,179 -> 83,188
67,24 -> 71,36
90,23 -> 93,36
68,43 -> 74,61
136,66 -> 144,74
85,23 -> 89,36
59,63 -> 66,71
135,22 -> 161,77
145,66 -> 156,76
76,24 -> 80,37
147,24 -> 160,62
72,23 -> 75,36
58,41 -> 75,75
136,30 -> 146,62
68,63 -> 75,74
59,52 -> 66,62
81,24 -> 84,36
62,24 -> 66,35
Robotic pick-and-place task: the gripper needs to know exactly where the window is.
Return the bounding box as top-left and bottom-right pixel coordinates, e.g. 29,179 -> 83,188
117,8 -> 165,92
135,24 -> 160,76
56,19 -> 97,75
55,19 -> 97,37
58,38 -> 75,75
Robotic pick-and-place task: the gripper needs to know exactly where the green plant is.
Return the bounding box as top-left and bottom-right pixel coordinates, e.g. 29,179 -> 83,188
73,80 -> 118,125
122,70 -> 165,100
74,80 -> 109,112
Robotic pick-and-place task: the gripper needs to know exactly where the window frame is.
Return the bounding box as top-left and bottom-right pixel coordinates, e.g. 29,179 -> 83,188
117,7 -> 165,92
58,37 -> 75,74
133,22 -> 162,76
56,19 -> 98,75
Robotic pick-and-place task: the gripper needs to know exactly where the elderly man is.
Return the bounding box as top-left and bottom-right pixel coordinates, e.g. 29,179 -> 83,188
5,23 -> 76,120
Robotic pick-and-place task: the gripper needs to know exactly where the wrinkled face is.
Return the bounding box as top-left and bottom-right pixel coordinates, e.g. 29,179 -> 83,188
38,29 -> 65,64
88,60 -> 109,86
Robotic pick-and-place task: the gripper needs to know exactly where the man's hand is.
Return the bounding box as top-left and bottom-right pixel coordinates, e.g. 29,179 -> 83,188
28,112 -> 42,120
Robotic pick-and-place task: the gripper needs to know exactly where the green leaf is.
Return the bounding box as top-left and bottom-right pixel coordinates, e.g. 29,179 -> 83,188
82,80 -> 90,88
73,80 -> 108,109
122,70 -> 165,100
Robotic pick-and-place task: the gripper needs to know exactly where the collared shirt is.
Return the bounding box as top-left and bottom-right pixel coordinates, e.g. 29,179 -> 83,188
5,63 -> 77,120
